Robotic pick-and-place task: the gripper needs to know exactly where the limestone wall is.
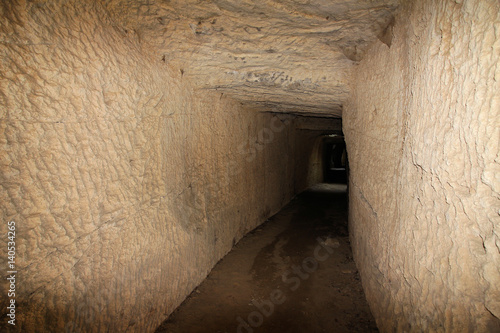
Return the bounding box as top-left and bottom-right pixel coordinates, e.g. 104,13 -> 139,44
0,1 -> 318,331
344,0 -> 499,331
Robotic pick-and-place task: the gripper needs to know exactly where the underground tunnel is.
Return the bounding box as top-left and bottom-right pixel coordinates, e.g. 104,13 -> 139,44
1,0 -> 499,332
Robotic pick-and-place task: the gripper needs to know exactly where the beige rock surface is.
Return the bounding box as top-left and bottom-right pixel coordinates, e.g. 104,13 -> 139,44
1,0 -> 499,332
0,1 -> 329,331
344,0 -> 500,331
101,0 -> 397,117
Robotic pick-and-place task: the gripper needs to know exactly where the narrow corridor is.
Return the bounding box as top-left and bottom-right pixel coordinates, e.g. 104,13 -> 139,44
155,184 -> 377,333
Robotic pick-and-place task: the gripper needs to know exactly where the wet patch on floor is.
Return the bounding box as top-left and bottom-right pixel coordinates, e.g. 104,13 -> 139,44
155,184 -> 378,333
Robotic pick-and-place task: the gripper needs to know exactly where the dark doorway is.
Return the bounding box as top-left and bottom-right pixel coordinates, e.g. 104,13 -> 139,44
322,136 -> 347,184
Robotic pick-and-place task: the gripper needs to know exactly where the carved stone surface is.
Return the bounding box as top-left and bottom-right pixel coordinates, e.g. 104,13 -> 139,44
344,0 -> 500,331
102,0 -> 397,116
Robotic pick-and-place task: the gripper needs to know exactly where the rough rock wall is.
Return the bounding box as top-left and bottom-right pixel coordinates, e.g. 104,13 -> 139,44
306,136 -> 324,186
0,1 -> 318,331
344,0 -> 500,331
101,0 -> 398,117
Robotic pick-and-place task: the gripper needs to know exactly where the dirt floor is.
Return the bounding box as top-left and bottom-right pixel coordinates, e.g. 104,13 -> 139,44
155,184 -> 378,333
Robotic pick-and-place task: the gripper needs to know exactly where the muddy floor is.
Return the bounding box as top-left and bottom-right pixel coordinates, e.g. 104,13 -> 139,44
155,184 -> 378,333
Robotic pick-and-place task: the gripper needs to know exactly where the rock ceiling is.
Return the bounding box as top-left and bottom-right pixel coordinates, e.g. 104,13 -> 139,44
104,0 -> 398,117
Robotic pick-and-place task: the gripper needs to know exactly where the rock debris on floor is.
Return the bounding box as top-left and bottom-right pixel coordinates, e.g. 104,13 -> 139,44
155,183 -> 378,333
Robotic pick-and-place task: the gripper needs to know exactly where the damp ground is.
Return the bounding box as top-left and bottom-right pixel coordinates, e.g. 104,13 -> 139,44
155,183 -> 378,333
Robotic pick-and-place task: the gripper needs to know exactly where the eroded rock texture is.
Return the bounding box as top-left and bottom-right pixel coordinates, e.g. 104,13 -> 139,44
0,1 -> 327,331
102,0 -> 397,117
344,0 -> 500,331
1,0 -> 499,332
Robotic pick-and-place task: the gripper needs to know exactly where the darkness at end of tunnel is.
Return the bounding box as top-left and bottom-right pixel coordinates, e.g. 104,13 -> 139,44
322,137 -> 348,184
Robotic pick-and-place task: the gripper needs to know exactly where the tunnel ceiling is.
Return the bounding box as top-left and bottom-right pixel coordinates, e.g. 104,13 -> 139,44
103,0 -> 397,117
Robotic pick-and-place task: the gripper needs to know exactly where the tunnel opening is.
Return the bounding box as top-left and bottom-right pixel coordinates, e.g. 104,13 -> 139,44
155,123 -> 361,332
322,135 -> 347,184
2,0 -> 498,332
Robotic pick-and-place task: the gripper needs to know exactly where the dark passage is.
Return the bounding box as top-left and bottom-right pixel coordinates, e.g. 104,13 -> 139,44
155,184 -> 377,333
323,137 -> 347,184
